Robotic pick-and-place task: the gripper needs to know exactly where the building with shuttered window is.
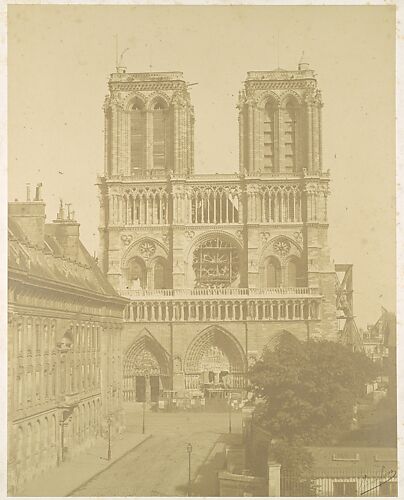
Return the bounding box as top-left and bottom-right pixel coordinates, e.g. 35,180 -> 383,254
8,189 -> 127,494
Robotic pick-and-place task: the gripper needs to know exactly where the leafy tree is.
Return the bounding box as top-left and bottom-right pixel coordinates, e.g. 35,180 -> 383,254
248,336 -> 379,445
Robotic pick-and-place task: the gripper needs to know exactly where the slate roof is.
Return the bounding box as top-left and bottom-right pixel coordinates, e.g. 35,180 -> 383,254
8,216 -> 121,300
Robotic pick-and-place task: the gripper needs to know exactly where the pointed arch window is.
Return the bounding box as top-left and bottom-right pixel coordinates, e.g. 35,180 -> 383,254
127,257 -> 146,289
286,257 -> 304,287
130,100 -> 145,174
265,257 -> 281,288
283,101 -> 297,173
263,101 -> 276,172
153,100 -> 167,170
153,258 -> 168,289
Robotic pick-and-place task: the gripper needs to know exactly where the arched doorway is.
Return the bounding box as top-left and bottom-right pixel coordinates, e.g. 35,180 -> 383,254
123,334 -> 170,403
184,327 -> 246,400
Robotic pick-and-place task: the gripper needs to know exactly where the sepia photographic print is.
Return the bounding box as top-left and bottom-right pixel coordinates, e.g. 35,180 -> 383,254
5,3 -> 399,498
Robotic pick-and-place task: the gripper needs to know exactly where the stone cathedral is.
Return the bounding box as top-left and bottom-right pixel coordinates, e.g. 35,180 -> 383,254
98,62 -> 337,404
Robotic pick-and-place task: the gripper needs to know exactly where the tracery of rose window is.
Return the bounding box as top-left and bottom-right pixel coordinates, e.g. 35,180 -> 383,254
193,237 -> 239,288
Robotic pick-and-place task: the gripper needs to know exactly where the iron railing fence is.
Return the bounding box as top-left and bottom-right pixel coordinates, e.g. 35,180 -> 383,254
280,468 -> 398,497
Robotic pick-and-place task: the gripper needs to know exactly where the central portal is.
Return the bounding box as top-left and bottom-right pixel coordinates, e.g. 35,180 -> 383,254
184,326 -> 246,398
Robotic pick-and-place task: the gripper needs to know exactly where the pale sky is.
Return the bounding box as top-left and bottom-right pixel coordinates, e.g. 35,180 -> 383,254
8,5 -> 396,328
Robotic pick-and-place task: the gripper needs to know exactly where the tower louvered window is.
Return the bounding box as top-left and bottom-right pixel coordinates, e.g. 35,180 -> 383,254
153,101 -> 166,170
284,103 -> 297,173
130,102 -> 145,173
263,103 -> 275,172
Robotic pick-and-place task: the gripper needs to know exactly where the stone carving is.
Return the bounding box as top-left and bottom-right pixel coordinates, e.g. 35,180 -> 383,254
273,238 -> 291,257
236,230 -> 243,241
139,241 -> 156,259
248,354 -> 258,366
293,231 -> 303,244
260,232 -> 271,243
121,234 -> 133,246
185,230 -> 195,239
161,232 -> 169,245
173,356 -> 182,373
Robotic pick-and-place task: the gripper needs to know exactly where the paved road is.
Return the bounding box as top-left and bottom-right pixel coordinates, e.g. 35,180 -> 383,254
70,409 -> 242,497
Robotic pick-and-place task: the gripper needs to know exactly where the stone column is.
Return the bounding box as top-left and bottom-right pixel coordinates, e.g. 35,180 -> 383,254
239,110 -> 244,173
248,103 -> 254,173
306,103 -> 313,173
268,462 -> 281,496
173,105 -> 179,174
312,104 -> 320,173
146,110 -> 153,172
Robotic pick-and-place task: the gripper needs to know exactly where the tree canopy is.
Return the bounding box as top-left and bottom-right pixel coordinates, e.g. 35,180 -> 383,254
248,335 -> 379,445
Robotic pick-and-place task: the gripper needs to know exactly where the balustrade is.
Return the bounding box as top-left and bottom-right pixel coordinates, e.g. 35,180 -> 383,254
119,286 -> 319,299
124,295 -> 321,323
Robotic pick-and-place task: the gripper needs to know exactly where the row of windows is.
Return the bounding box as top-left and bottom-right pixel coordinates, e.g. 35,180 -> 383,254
126,256 -> 168,290
15,318 -> 102,356
15,399 -> 102,465
16,360 -> 101,408
263,257 -> 305,288
124,246 -> 305,291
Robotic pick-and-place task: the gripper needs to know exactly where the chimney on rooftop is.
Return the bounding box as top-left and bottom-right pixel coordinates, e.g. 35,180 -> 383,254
9,183 -> 46,248
50,201 -> 80,261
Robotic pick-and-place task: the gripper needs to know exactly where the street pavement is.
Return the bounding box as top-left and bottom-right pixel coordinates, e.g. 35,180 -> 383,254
70,408 -> 242,497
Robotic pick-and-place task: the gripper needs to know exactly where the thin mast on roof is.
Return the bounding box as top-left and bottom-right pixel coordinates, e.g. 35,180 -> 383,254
114,34 -> 129,73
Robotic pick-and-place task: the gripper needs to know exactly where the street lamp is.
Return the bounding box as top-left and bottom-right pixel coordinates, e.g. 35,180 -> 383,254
228,397 -> 232,434
106,415 -> 112,461
142,401 -> 146,434
186,443 -> 193,496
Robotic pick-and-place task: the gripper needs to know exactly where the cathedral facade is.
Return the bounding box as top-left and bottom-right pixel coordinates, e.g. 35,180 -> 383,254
98,63 -> 337,403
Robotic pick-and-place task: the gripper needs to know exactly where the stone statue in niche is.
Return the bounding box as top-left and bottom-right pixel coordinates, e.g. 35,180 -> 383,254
173,356 -> 182,373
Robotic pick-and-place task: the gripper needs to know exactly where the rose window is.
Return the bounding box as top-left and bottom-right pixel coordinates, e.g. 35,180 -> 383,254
193,237 -> 239,288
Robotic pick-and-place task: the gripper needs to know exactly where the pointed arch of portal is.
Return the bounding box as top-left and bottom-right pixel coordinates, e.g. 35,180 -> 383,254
264,330 -> 300,352
184,326 -> 247,393
123,330 -> 170,402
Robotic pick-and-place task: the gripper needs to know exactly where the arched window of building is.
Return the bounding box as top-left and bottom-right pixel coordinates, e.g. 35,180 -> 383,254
153,100 -> 167,170
43,322 -> 48,352
265,257 -> 281,288
127,257 -> 146,289
283,100 -> 297,173
153,258 -> 167,289
17,426 -> 24,463
286,257 -> 304,287
51,415 -> 56,446
130,100 -> 145,174
17,376 -> 23,407
263,101 -> 276,172
27,319 -> 32,351
43,418 -> 49,450
17,320 -> 23,354
34,419 -> 41,455
26,423 -> 32,461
